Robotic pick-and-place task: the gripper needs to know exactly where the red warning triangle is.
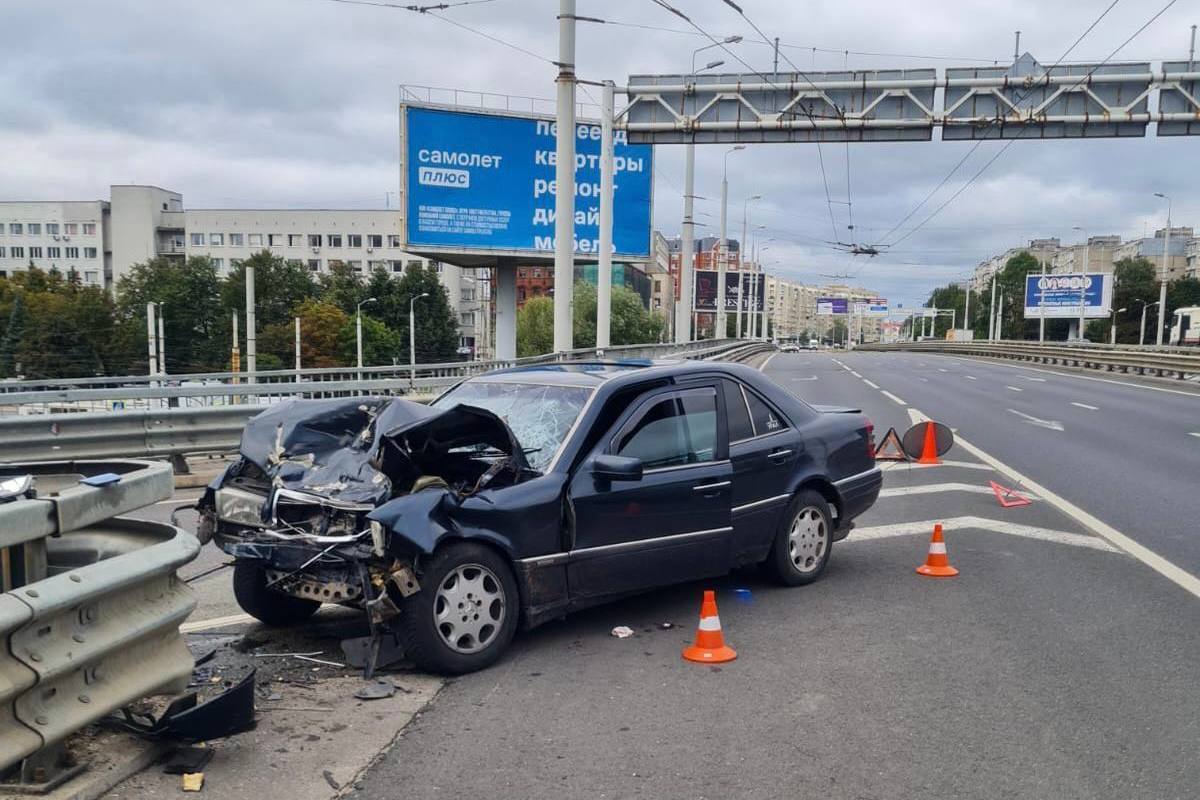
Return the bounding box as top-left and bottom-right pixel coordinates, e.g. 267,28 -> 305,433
874,427 -> 908,461
990,480 -> 1032,508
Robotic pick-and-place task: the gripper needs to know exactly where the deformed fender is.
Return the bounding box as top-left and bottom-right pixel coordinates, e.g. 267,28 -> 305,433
367,489 -> 515,559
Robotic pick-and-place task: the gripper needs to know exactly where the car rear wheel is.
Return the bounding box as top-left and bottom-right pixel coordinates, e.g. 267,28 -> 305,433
397,541 -> 519,675
232,562 -> 322,626
764,490 -> 833,586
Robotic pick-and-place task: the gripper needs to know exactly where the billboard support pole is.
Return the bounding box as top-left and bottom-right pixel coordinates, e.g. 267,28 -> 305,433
494,263 -> 517,361
1156,195 -> 1171,346
596,80 -> 615,350
1078,232 -> 1089,340
676,142 -> 695,343
553,0 -> 577,354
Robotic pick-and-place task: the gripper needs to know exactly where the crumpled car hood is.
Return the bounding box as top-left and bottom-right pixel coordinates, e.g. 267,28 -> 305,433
236,396 -> 527,506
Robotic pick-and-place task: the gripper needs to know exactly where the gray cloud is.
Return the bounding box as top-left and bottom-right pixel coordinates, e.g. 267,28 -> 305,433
2,0 -> 1197,307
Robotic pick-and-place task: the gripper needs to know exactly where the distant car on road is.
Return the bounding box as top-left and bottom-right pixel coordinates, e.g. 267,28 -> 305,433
807,339 -> 820,350
780,343 -> 801,352
198,361 -> 881,674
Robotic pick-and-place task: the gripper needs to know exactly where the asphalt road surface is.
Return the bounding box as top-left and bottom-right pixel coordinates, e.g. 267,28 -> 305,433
337,350 -> 1200,800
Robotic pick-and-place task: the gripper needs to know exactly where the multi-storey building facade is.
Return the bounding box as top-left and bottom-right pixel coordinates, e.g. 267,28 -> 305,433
0,200 -> 111,286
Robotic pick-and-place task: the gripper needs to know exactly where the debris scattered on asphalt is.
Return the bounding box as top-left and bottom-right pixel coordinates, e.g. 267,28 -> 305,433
611,626 -> 634,639
182,772 -> 205,792
162,746 -> 213,775
252,651 -> 325,658
659,622 -> 674,629
734,588 -> 753,603
112,669 -> 257,742
232,634 -> 268,653
295,654 -> 345,667
353,679 -> 397,701
340,633 -> 407,671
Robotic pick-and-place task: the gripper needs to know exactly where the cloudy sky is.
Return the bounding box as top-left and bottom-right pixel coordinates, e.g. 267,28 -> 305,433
2,0 -> 1197,307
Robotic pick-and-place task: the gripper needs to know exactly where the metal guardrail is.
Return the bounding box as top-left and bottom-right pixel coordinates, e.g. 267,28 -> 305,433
0,339 -> 748,415
0,460 -> 199,774
859,340 -> 1200,380
0,341 -> 775,463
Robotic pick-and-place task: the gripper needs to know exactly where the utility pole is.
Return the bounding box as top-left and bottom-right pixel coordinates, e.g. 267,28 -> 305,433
231,312 -> 240,381
1155,193 -> 1171,346
245,264 -> 257,383
146,302 -> 157,376
676,142 -> 695,343
1073,227 -> 1089,339
596,80 -> 615,351
718,146 -> 744,338
988,273 -> 997,341
156,311 -> 165,376
1039,261 -> 1046,342
963,284 -> 971,338
773,37 -> 780,73
294,317 -> 301,380
997,291 -> 1005,340
553,0 -> 577,353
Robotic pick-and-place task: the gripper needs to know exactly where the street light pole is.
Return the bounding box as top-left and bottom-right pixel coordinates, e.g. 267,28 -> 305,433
356,297 -> 377,383
1154,193 -> 1171,346
1139,300 -> 1159,346
409,292 -> 429,384
737,195 -> 760,338
1110,307 -> 1127,345
719,145 -> 745,338
1072,226 -> 1088,340
553,0 -> 576,353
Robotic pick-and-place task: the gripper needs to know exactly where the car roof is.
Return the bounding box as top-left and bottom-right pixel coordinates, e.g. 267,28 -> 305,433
467,359 -> 730,389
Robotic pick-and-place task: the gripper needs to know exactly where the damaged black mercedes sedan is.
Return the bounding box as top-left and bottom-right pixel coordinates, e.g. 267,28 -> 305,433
197,360 -> 881,674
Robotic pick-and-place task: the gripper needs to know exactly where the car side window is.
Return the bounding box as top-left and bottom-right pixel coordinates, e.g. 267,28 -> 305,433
721,379 -> 754,442
745,389 -> 787,436
615,390 -> 717,469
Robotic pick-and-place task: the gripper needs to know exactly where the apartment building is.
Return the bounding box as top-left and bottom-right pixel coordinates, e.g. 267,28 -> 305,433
1112,227 -> 1193,280
765,276 -> 820,339
0,200 -> 110,286
1050,235 -> 1122,275
972,238 -> 1062,290
814,283 -> 886,344
0,185 -> 488,352
647,231 -> 675,337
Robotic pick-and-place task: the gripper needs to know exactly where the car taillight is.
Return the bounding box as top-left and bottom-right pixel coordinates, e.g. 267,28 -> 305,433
865,418 -> 875,459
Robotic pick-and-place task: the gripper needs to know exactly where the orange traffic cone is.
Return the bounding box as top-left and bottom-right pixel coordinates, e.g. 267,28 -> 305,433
682,590 -> 737,663
916,420 -> 941,465
916,524 -> 958,577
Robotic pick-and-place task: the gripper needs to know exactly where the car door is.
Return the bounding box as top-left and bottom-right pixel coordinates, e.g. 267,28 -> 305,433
723,379 -> 804,565
566,384 -> 732,601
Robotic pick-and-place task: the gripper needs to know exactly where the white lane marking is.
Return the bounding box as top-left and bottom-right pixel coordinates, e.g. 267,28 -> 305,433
955,355 -> 1200,398
850,371 -> 862,378
846,516 -> 1118,553
791,376 -> 819,382
180,612 -> 255,633
880,390 -> 907,406
1006,385 -> 1023,392
1020,376 -> 1047,382
918,362 -> 928,367
1007,408 -> 1064,431
937,368 -> 949,373
1190,432 -> 1200,438
878,482 -> 1038,500
759,352 -> 778,372
863,379 -> 880,389
948,427 -> 1200,600
964,375 -> 977,381
1071,402 -> 1099,410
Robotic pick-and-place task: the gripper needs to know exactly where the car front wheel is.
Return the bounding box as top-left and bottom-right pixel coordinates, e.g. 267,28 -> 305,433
764,490 -> 833,586
397,541 -> 519,675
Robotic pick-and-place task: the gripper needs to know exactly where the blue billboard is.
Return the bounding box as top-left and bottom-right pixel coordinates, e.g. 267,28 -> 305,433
1023,273 -> 1112,319
817,297 -> 849,315
402,105 -> 653,258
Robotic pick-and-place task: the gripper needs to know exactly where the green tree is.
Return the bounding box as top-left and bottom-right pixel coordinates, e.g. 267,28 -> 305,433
221,251 -> 316,333
390,265 -> 460,364
318,261 -> 370,315
0,290 -> 27,377
516,296 -> 554,357
337,314 -> 403,366
117,256 -> 225,372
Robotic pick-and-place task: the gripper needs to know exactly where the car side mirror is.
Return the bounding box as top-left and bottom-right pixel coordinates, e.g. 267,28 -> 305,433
592,454 -> 643,482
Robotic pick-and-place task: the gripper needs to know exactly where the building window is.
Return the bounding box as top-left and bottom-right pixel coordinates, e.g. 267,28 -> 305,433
209,233 -> 223,246
84,270 -> 98,284
368,260 -> 386,270
82,223 -> 96,235
348,260 -> 363,272
326,234 -> 342,248
0,247 -> 5,258
288,234 -> 303,247
28,223 -> 41,235
47,246 -> 61,258
248,234 -> 264,247
64,223 -> 77,235
308,234 -> 321,248
84,247 -> 97,259
460,312 -> 475,326
46,223 -> 59,235
307,259 -> 321,272
29,247 -> 42,258
229,233 -> 244,247
461,289 -> 475,302
65,246 -> 79,258
390,260 -> 404,273
269,234 -> 284,247
387,234 -> 401,248
10,224 -> 22,235
211,258 -> 224,270
533,268 -> 542,278
347,234 -> 362,248
10,247 -> 23,258
368,234 -> 383,248
190,233 -> 205,246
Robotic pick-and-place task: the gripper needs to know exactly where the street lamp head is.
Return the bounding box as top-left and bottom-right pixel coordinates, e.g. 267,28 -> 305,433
1154,192 -> 1167,199
703,59 -> 724,71
730,145 -> 745,153
419,292 -> 430,299
1117,307 -> 1128,313
723,35 -> 743,44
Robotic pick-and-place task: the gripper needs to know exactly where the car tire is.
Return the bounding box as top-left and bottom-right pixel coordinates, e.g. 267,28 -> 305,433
232,562 -> 322,626
764,490 -> 833,586
397,541 -> 519,675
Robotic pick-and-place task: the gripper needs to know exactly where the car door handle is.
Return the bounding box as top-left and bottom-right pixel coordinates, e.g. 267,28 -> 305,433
767,449 -> 793,463
692,480 -> 731,494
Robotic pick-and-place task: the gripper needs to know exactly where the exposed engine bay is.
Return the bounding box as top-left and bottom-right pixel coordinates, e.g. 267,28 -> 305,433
197,397 -> 535,646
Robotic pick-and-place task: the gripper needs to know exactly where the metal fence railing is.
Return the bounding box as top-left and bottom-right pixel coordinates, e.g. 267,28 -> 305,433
0,460 -> 199,775
858,340 -> 1200,380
